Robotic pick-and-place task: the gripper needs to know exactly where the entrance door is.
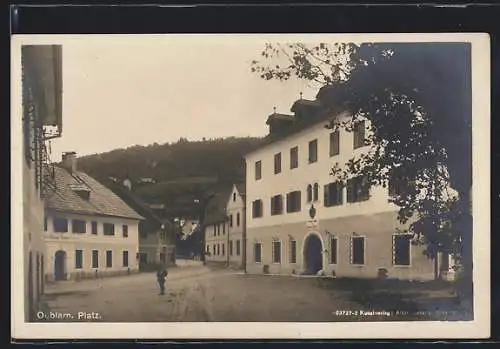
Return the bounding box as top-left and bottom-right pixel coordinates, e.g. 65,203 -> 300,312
54,250 -> 66,281
304,234 -> 323,274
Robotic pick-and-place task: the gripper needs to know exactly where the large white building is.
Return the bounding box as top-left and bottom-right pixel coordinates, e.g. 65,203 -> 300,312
43,152 -> 144,281
243,92 -> 454,281
21,44 -> 63,321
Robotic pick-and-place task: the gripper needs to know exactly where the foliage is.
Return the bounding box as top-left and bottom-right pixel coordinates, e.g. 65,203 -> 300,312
251,42 -> 472,281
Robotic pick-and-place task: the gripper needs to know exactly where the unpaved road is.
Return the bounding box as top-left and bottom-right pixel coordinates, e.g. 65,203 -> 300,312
39,266 -> 465,322
39,266 -> 360,322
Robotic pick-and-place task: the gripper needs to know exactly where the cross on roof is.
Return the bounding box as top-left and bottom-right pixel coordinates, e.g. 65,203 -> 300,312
299,92 -> 303,99
273,106 -> 276,114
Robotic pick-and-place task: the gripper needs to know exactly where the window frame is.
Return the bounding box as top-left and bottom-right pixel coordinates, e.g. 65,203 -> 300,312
274,152 -> 282,174
255,160 -> 262,180
254,242 -> 262,263
289,239 -> 297,264
272,240 -> 282,264
106,250 -> 113,268
353,120 -> 366,149
308,139 -> 318,164
350,235 -> 366,265
123,250 -> 129,267
75,249 -> 83,269
286,190 -> 302,213
103,222 -> 115,236
393,233 -> 412,266
72,219 -> 86,234
53,217 -> 69,233
329,130 -> 340,156
329,236 -> 338,265
290,146 -> 299,169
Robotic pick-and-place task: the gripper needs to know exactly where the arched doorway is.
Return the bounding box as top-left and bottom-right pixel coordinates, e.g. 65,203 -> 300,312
54,250 -> 67,281
303,233 -> 323,275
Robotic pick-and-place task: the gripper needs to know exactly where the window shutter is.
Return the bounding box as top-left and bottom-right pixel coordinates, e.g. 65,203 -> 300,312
346,180 -> 353,203
337,182 -> 344,204
324,185 -> 330,207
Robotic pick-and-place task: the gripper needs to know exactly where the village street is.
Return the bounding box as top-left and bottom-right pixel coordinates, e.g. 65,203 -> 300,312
38,263 -> 467,323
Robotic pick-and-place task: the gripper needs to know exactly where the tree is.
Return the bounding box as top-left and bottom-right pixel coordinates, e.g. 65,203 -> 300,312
251,42 -> 472,300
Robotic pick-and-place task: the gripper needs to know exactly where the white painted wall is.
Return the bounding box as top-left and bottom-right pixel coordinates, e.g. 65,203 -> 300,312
226,184 -> 245,264
205,222 -> 228,262
244,111 -> 398,229
44,212 -> 140,280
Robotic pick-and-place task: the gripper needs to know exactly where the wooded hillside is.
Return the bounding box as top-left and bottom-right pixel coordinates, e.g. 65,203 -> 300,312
76,136 -> 263,218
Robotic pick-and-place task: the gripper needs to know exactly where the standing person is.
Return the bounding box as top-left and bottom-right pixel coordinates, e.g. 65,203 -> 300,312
156,265 -> 168,295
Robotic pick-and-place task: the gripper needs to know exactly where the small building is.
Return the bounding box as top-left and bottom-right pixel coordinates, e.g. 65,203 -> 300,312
226,183 -> 246,269
105,178 -> 177,270
43,152 -> 144,281
21,44 -> 63,321
202,187 -> 232,265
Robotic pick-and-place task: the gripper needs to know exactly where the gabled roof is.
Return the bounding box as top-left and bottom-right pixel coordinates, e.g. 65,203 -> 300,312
45,166 -> 144,220
234,182 -> 245,198
104,179 -> 173,230
202,185 -> 233,226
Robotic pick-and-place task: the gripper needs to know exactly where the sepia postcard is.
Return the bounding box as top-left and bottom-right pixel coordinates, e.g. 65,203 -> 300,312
11,33 -> 490,339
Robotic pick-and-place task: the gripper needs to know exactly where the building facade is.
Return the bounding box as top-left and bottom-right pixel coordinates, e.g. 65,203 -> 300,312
44,153 -> 144,281
21,45 -> 63,321
244,95 -> 450,281
225,183 -> 246,269
203,187 -> 231,265
106,178 -> 177,271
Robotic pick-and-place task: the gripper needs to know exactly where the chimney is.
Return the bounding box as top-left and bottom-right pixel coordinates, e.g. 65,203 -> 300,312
62,151 -> 77,173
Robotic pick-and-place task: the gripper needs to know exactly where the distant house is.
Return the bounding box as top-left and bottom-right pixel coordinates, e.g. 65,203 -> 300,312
105,179 -> 177,270
202,185 -> 246,268
44,152 -> 144,281
226,183 -> 246,269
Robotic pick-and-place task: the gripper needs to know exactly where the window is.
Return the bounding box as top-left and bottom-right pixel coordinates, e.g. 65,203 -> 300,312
106,250 -> 113,267
272,241 -> 281,264
324,181 -> 344,207
212,245 -> 216,256
330,130 -> 340,156
213,224 -> 217,236
274,152 -> 282,174
236,240 -> 241,256
223,223 -> 226,235
233,192 -> 236,201
330,236 -> 338,264
103,223 -> 115,236
270,194 -> 283,215
53,218 -> 68,233
306,184 -> 313,202
44,216 -> 48,231
393,234 -> 411,266
289,240 -> 297,264
388,174 -> 410,197
217,244 -> 220,256
72,220 -> 86,234
222,243 -> 225,256
286,190 -> 301,213
122,225 -> 128,237
252,199 -> 263,218
91,221 -> 98,235
308,139 -> 318,163
230,215 -> 233,227
351,236 -> 365,265
123,251 -> 129,267
229,240 -> 233,256
75,250 -> 83,269
313,183 -> 319,202
236,212 -> 240,226
255,160 -> 262,180
353,120 -> 366,149
254,243 -> 262,263
92,250 -> 99,268
217,224 -> 220,236
290,146 -> 299,169
347,176 -> 370,203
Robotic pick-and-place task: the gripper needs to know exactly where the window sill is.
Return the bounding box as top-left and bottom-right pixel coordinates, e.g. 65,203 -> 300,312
351,264 -> 365,267
393,264 -> 411,268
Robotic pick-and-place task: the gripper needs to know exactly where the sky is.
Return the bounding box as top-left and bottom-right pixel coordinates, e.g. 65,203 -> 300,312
48,35 -> 319,162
